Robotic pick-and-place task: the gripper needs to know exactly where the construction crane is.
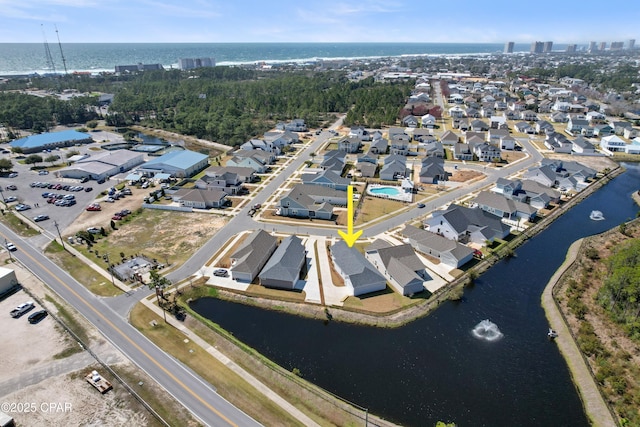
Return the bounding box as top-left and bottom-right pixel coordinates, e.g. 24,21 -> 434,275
55,24 -> 68,74
41,24 -> 56,74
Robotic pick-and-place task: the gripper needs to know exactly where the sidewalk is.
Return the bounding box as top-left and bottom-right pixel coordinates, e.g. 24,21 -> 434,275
141,297 -> 321,427
541,239 -> 616,427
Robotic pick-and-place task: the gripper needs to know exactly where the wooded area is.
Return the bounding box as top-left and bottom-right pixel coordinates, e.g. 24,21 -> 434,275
0,69 -> 413,146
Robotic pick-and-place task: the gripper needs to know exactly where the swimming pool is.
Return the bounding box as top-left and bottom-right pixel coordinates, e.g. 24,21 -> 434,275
366,184 -> 413,202
369,186 -> 402,196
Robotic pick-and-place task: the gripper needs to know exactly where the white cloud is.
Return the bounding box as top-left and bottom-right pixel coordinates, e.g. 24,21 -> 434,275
138,0 -> 221,19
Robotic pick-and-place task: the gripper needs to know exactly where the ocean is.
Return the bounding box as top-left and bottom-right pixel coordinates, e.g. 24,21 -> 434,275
0,42 -> 573,76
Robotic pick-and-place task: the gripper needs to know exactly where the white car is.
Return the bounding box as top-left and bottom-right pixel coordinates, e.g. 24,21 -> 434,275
6,242 -> 17,251
86,227 -> 101,234
15,204 -> 31,211
10,301 -> 35,318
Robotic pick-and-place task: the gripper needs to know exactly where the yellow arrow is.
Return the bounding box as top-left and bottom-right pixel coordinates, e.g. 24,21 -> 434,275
338,185 -> 362,247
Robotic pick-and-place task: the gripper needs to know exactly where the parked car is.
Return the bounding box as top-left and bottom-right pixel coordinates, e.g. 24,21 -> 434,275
80,176 -> 89,183
122,188 -> 132,195
6,184 -> 17,190
86,204 -> 101,211
86,227 -> 101,234
473,249 -> 484,259
33,214 -> 49,222
105,197 -> 115,203
15,204 -> 31,211
10,301 -> 35,318
5,196 -> 17,202
141,182 -> 149,189
417,203 -> 426,208
5,242 -> 16,251
119,209 -> 131,216
112,214 -> 123,220
8,172 -> 18,178
213,269 -> 228,277
28,310 -> 48,324
38,170 -> 49,175
84,187 -> 93,192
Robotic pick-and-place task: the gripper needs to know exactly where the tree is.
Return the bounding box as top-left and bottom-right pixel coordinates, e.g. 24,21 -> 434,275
0,158 -> 12,172
86,120 -> 99,129
44,154 -> 60,165
148,270 -> 172,321
24,154 -> 43,166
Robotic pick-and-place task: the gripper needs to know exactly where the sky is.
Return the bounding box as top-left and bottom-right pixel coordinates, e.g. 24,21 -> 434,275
0,0 -> 638,44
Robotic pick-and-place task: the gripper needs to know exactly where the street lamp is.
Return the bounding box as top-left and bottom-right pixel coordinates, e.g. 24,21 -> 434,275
53,220 -> 65,250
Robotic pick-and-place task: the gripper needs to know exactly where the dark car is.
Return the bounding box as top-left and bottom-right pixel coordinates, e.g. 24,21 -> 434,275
28,310 -> 48,324
84,187 -> 93,192
417,203 -> 426,208
213,269 -> 229,277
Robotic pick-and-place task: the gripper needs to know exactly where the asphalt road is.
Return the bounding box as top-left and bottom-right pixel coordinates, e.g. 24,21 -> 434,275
0,224 -> 261,427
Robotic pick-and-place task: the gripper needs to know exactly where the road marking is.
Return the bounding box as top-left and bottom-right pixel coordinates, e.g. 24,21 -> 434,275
7,240 -> 239,427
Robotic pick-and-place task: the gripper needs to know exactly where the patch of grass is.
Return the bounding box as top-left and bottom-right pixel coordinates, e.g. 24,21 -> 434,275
354,196 -> 406,226
44,294 -> 91,344
130,303 -> 303,426
0,211 -> 40,237
52,344 -> 83,359
45,241 -> 122,297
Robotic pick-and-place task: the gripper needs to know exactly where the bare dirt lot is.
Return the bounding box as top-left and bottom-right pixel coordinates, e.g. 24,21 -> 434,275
449,169 -> 484,182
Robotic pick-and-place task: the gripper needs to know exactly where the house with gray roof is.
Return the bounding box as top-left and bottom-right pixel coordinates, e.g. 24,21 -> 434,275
301,169 -> 350,191
424,204 -> 510,245
365,240 -> 427,296
330,241 -> 387,297
240,138 -> 280,154
195,166 -> 255,195
230,230 -> 278,282
420,157 -> 447,184
495,178 -> 560,209
571,136 -> 596,154
453,143 -> 473,161
380,154 -> 409,181
258,236 -> 306,290
356,162 -> 377,178
473,142 -> 501,162
523,164 -> 557,187
226,149 -> 274,173
320,150 -> 346,174
276,119 -> 306,132
544,132 -> 572,154
473,191 -> 537,221
264,130 -> 299,148
357,150 -> 378,165
369,137 -> 388,154
440,130 -> 460,146
401,225 -> 474,269
278,184 -> 346,220
172,188 -> 227,209
423,141 -> 445,158
338,136 -> 362,153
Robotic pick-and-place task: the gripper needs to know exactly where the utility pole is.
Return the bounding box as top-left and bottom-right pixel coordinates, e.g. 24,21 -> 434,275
102,253 -> 116,286
53,220 -> 65,250
4,239 -> 13,262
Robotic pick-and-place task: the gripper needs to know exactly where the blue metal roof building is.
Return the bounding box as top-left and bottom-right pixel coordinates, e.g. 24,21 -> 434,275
10,130 -> 93,153
139,149 -> 209,178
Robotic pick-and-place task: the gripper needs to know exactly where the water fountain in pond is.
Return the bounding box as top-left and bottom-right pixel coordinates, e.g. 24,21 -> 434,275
472,319 -> 504,342
590,210 -> 605,221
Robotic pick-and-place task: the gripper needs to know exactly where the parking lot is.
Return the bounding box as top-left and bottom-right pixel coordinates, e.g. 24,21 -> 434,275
0,129 -> 150,237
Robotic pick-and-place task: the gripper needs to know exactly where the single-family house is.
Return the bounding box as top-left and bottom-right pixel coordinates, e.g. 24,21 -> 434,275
365,240 -> 427,296
338,136 -> 362,153
571,136 -> 596,154
421,114 -> 437,128
593,124 -> 615,137
357,162 -> 377,178
420,157 -> 447,184
424,141 -> 445,158
301,169 -> 350,191
401,225 -> 474,269
544,132 -> 573,153
278,184 -> 346,220
380,154 -> 409,181
172,188 -> 227,209
536,120 -> 555,135
566,118 -> 589,135
500,135 -> 516,150
519,110 -> 538,122
230,230 -> 278,282
490,115 -> 508,130
195,166 -> 255,195
470,120 -> 490,132
402,115 -> 419,128
424,204 -> 510,245
390,138 -> 409,156
240,138 -> 280,154
276,119 -> 306,132
495,178 -> 561,209
473,191 -> 537,221
550,112 -> 569,123
264,130 -> 300,148
440,130 -> 460,146
226,149 -> 274,173
258,236 -> 306,290
349,126 -> 372,141
330,241 -> 387,297
357,150 -> 378,165
611,121 -> 633,136
320,150 -> 347,174
474,142 -> 501,162
453,143 -> 473,161
600,135 -> 626,153
370,137 -> 388,154
514,121 -> 534,134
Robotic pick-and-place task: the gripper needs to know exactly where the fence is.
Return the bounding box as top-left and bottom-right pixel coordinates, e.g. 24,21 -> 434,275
142,203 -> 192,212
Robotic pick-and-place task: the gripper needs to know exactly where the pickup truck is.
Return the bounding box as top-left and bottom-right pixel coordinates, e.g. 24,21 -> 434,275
10,301 -> 35,318
85,370 -> 113,394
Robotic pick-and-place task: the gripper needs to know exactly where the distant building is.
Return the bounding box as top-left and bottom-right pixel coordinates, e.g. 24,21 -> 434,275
530,41 -> 544,54
566,44 -> 577,53
610,41 -> 624,50
115,63 -> 163,73
588,41 -> 598,52
543,41 -> 553,53
138,149 -> 209,178
628,39 -> 636,50
599,42 -> 607,51
504,42 -> 514,54
178,57 -> 216,70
